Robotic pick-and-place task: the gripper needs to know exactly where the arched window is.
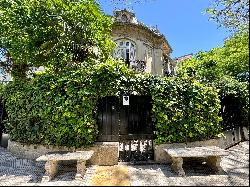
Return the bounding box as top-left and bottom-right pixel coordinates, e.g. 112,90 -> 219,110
113,39 -> 136,66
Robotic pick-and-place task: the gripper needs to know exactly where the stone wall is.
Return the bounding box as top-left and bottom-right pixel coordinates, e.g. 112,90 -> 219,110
154,127 -> 247,164
6,126 -> 249,165
7,140 -> 119,166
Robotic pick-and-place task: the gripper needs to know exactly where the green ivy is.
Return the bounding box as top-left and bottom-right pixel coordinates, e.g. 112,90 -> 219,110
3,60 -> 145,147
150,75 -> 222,144
0,82 -> 4,99
2,60 -> 224,147
177,32 -> 249,129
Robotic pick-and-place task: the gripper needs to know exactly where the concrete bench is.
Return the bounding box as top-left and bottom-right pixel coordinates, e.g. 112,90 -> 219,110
36,150 -> 94,181
164,146 -> 229,176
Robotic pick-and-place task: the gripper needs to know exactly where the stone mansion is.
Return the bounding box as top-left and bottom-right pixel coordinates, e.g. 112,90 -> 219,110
111,9 -> 176,76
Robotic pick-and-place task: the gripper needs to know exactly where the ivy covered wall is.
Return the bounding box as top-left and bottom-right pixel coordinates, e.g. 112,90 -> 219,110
1,60 -> 223,148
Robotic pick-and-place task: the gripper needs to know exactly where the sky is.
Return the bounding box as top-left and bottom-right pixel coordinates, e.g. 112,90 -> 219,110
98,0 -> 231,59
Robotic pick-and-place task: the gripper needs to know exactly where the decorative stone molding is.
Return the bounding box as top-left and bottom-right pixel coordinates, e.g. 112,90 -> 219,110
112,24 -> 168,52
114,9 -> 137,24
111,7 -> 175,77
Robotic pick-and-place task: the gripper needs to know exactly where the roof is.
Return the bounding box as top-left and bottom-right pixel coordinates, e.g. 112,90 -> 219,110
112,9 -> 173,54
174,53 -> 193,62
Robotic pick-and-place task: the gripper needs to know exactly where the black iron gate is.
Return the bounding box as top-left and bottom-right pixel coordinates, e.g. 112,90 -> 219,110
220,95 -> 246,130
96,96 -> 120,142
96,95 -> 154,162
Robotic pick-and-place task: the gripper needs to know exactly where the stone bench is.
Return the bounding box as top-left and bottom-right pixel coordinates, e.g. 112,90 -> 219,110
164,146 -> 229,176
36,150 -> 94,181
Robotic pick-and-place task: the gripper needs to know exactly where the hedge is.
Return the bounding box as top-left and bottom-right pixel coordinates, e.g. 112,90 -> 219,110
2,60 -> 223,147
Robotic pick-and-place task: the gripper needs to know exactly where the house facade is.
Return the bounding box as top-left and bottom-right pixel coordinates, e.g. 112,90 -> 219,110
111,9 -> 176,76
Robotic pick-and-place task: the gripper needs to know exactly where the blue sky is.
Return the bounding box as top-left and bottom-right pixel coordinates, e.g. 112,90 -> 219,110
98,0 -> 230,58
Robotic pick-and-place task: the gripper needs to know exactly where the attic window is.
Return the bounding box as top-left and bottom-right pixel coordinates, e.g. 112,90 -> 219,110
121,14 -> 128,22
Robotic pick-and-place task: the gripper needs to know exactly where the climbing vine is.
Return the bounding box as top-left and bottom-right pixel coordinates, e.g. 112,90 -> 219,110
3,60 -> 223,147
150,75 -> 222,144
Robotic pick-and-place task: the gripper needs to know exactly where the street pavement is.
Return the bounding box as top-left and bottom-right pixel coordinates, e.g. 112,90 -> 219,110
0,141 -> 249,186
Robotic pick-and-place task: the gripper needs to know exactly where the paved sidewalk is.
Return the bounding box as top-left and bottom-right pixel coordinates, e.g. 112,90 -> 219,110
0,141 -> 249,186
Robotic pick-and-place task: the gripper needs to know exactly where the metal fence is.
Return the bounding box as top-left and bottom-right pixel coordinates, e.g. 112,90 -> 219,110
220,95 -> 248,131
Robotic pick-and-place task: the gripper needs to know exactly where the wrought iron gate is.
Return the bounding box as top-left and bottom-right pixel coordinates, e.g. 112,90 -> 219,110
96,96 -> 119,142
220,95 -> 246,130
96,95 -> 154,162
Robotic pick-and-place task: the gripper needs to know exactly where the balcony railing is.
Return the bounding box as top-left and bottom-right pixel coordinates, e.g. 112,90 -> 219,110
130,60 -> 146,73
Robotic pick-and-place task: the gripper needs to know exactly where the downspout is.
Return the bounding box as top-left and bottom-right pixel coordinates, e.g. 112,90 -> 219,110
152,47 -> 156,75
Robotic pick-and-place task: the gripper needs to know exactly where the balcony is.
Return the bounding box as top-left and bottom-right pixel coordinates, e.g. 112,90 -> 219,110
130,60 -> 146,73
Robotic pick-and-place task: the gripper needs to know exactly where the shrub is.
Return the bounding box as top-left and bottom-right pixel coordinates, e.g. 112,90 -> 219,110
0,82 -> 4,99
3,60 -> 224,147
150,76 -> 222,144
3,60 -> 139,147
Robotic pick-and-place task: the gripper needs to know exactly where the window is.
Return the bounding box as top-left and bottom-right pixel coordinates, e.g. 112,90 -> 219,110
113,39 -> 136,66
121,14 -> 128,22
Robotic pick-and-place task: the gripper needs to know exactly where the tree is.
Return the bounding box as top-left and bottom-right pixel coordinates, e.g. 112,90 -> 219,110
177,33 -> 249,128
178,32 -> 249,82
0,0 -> 114,80
206,0 -> 249,33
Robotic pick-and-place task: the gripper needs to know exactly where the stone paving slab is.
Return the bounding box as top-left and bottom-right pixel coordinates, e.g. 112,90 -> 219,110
90,166 -> 130,186
128,141 -> 249,186
0,141 -> 249,186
